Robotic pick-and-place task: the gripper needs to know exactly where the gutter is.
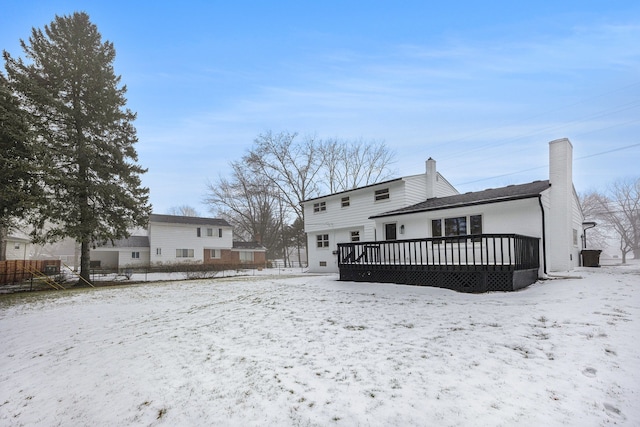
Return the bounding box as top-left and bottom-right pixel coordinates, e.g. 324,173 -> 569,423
538,195 -> 548,275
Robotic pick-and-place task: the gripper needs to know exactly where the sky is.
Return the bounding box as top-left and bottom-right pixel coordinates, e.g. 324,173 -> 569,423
2,1 -> 639,216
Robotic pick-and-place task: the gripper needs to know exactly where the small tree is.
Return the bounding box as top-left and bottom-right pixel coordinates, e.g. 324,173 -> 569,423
4,12 -> 150,283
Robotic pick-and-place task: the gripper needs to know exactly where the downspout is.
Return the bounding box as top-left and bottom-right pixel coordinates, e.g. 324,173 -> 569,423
538,195 -> 548,275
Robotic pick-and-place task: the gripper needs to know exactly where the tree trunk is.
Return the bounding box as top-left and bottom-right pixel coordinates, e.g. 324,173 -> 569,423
0,226 -> 7,261
79,238 -> 91,285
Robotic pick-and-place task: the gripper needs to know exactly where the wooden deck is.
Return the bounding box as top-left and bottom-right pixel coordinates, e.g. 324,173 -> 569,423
337,234 -> 540,292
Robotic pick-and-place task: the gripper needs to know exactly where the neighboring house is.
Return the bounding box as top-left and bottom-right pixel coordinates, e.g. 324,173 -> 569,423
302,138 -> 585,291
90,214 -> 266,270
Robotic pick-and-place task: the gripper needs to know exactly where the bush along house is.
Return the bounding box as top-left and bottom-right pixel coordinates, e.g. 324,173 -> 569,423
302,138 -> 585,292
91,214 -> 267,271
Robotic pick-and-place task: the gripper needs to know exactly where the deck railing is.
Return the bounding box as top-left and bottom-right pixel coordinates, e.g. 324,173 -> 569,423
338,234 -> 539,271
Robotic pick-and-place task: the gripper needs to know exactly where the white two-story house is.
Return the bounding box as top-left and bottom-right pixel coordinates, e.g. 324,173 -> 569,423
303,158 -> 459,272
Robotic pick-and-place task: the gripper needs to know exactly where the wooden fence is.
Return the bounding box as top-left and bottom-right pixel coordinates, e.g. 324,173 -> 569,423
0,260 -> 62,285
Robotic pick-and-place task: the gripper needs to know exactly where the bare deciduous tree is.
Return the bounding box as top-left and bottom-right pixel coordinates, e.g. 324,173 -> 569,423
582,177 -> 640,263
244,131 -> 323,225
205,161 -> 283,259
579,191 -> 611,249
167,205 -> 200,217
320,138 -> 396,193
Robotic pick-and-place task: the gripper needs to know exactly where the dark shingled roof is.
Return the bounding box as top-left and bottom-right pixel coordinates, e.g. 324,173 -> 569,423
371,180 -> 551,219
99,236 -> 150,248
233,241 -> 267,250
149,214 -> 230,227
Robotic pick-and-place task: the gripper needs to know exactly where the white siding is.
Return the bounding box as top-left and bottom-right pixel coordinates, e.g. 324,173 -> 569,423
376,198 -> 543,241
92,247 -> 150,269
305,180 -> 411,272
5,239 -> 30,260
435,173 -> 459,197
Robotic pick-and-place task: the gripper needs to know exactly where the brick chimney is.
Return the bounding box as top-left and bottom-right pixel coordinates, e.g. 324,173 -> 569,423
547,138 -> 574,271
425,158 -> 437,199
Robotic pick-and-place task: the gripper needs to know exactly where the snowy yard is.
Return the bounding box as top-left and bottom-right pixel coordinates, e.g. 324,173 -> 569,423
1,265 -> 639,426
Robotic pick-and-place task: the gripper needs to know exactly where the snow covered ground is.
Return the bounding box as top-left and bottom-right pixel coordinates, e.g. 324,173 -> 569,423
1,265 -> 639,426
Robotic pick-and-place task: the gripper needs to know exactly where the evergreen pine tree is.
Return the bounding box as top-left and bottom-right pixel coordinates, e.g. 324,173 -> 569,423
0,74 -> 38,260
3,12 -> 151,283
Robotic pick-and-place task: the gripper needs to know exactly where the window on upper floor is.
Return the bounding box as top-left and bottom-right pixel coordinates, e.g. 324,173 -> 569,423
313,201 -> 326,213
197,227 -> 201,237
218,228 -> 223,238
207,228 -> 213,236
316,234 -> 329,248
375,188 -> 389,201
341,196 -> 350,208
156,248 -> 162,255
350,231 -> 360,242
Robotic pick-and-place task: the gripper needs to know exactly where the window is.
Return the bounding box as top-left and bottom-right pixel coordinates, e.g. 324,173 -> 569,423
350,231 -> 360,242
445,217 -> 467,236
176,249 -> 194,258
156,248 -> 162,255
209,249 -> 220,259
470,215 -> 482,235
375,188 -> 390,201
316,234 -> 329,248
218,228 -> 223,238
385,223 -> 397,240
432,219 -> 442,238
341,197 -> 350,207
313,201 -> 326,213
132,251 -> 140,259
432,215 -> 483,238
14,243 -> 20,250
207,228 -> 213,237
319,261 -> 327,267
239,251 -> 254,262
573,229 -> 578,246
197,227 -> 201,237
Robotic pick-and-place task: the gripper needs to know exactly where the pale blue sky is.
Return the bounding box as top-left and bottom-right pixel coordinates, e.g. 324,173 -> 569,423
3,1 -> 639,215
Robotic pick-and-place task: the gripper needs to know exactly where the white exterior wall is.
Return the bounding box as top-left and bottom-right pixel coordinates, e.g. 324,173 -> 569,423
4,239 -> 31,260
118,247 -> 151,268
377,198 -> 543,240
149,222 -> 233,264
305,180 -> 410,273
92,246 -> 150,269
